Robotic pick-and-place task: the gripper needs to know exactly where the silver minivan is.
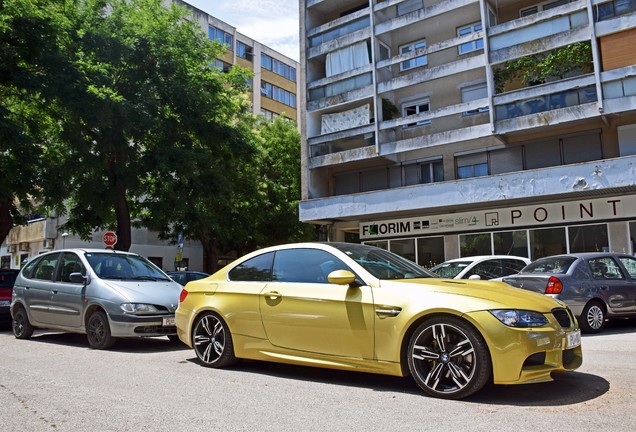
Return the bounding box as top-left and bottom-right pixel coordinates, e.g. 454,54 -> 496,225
11,249 -> 183,349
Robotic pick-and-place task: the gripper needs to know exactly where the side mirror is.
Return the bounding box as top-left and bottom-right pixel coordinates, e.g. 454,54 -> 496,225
468,274 -> 482,280
327,270 -> 356,286
69,272 -> 88,284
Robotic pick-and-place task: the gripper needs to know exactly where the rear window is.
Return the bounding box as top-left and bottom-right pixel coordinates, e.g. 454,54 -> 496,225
520,257 -> 577,274
0,270 -> 18,287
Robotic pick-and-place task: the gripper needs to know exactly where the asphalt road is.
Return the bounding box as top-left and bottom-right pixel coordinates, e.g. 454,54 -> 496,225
1,319 -> 635,432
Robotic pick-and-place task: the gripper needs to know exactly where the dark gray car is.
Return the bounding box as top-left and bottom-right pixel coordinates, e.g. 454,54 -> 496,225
10,249 -> 183,349
503,252 -> 636,333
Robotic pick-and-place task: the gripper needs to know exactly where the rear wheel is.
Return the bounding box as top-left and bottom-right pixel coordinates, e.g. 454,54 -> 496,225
407,316 -> 491,399
192,312 -> 236,368
579,301 -> 606,334
12,308 -> 34,339
86,311 -> 116,349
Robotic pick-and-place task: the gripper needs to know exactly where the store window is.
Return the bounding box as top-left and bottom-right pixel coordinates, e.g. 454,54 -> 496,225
530,227 -> 567,259
460,233 -> 491,256
364,240 -> 388,250
417,237 -> 445,268
568,224 -> 609,253
390,239 -> 416,262
493,230 -> 529,257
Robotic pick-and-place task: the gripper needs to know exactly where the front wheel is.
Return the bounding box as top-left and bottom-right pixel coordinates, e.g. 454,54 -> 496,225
86,311 -> 116,350
407,316 -> 491,399
579,301 -> 606,334
12,308 -> 34,339
192,312 -> 236,368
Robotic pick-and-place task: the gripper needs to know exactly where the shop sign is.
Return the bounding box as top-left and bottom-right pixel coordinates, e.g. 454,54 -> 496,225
360,195 -> 633,239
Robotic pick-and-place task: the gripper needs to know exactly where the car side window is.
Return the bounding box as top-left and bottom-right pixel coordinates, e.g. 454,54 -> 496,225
31,253 -> 61,281
170,273 -> 186,285
588,257 -> 625,280
503,259 -> 527,275
56,253 -> 86,283
618,256 -> 636,279
272,249 -> 351,284
465,260 -> 502,279
228,252 -> 274,282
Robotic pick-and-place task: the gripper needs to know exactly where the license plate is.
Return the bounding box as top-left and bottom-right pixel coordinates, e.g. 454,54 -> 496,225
566,330 -> 581,349
162,317 -> 176,326
0,300 -> 10,307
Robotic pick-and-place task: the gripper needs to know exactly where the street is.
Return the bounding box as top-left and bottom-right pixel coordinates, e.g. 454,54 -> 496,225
1,319 -> 635,432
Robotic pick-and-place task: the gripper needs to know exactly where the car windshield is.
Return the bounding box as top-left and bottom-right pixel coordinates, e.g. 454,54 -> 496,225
85,252 -> 170,281
330,243 -> 433,280
430,261 -> 471,279
519,256 -> 577,274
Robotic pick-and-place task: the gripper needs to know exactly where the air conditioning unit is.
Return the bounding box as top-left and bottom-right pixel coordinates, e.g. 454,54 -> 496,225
42,239 -> 55,249
19,243 -> 30,252
9,244 -> 17,253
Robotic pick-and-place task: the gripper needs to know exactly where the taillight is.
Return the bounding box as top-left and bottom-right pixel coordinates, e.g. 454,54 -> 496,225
179,289 -> 188,303
545,276 -> 563,294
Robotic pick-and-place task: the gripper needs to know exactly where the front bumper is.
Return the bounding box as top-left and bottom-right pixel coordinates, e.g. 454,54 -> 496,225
108,313 -> 177,337
466,308 -> 583,385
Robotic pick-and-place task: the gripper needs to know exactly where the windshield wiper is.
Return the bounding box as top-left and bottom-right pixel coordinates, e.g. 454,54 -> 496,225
132,276 -> 169,281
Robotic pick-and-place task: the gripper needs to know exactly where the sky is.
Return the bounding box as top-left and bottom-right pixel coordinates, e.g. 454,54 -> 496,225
184,0 -> 301,61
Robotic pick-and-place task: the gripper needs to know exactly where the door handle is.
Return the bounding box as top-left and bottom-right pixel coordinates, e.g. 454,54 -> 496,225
263,291 -> 281,300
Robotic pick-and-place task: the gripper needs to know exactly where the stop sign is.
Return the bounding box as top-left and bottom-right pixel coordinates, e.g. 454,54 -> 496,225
103,231 -> 118,248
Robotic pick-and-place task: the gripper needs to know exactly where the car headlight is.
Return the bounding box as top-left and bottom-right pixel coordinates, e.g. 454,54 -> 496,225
120,303 -> 161,314
490,310 -> 549,328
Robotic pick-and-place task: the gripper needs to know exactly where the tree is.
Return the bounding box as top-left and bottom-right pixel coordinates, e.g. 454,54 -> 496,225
141,116 -> 317,273
0,0 -> 71,245
51,0 -> 255,251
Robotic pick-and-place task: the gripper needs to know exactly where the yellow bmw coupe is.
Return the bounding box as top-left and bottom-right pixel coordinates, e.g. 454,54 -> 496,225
175,242 -> 582,399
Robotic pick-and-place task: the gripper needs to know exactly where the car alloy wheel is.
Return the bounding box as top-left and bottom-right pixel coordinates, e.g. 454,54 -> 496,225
86,311 -> 116,349
12,308 -> 34,339
581,301 -> 605,333
193,313 -> 236,368
407,317 -> 491,399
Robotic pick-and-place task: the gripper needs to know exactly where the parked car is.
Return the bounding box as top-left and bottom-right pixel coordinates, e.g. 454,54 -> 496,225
430,255 -> 531,280
175,242 -> 582,400
503,252 -> 636,333
166,271 -> 209,286
0,269 -> 19,324
10,249 -> 183,349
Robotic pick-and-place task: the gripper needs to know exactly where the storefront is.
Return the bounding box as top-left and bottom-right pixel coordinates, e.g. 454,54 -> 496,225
360,194 -> 636,267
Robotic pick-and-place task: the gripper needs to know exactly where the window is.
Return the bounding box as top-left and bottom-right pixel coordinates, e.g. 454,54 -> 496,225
309,16 -> 370,47
208,26 -> 233,48
32,253 -> 61,280
228,252 -> 274,281
456,153 -> 488,179
457,23 -> 484,55
261,54 -> 296,81
461,83 -> 489,115
530,227 -> 567,259
595,0 -> 636,21
460,234 -> 491,256
618,256 -> 636,278
397,0 -> 423,16
568,224 -> 609,253
213,59 -> 232,73
56,253 -> 85,283
588,257 -> 624,280
521,0 -> 573,17
493,230 -> 529,257
236,41 -> 253,61
399,40 -> 427,71
272,249 -> 350,283
402,99 -> 431,128
421,160 -> 444,184
261,81 -> 296,107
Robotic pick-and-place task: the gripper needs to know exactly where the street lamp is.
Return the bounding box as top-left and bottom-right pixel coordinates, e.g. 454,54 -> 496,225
62,232 -> 69,249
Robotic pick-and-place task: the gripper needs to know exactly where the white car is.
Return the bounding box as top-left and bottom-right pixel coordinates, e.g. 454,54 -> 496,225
430,255 -> 531,280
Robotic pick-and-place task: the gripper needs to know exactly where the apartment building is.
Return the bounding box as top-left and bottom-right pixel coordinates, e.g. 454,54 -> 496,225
299,0 -> 636,266
176,1 -> 300,123
1,2 -> 301,271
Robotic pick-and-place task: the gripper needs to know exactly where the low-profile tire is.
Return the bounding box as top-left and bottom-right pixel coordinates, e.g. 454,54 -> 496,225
407,316 -> 492,400
192,312 -> 236,368
12,308 -> 34,339
579,301 -> 606,334
86,311 -> 116,350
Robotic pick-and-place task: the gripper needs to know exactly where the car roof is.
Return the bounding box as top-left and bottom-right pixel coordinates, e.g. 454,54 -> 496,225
536,252 -> 632,260
438,255 -> 531,263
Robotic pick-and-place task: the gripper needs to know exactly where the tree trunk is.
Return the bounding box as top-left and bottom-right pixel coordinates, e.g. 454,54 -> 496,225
0,198 -> 13,247
114,182 -> 131,251
201,239 -> 219,274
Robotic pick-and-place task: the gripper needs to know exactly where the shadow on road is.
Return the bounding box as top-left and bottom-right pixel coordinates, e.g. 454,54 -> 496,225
0,326 -> 189,353
185,356 -> 608,406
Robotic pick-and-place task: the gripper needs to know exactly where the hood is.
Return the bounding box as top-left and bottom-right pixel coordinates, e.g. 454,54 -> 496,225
100,280 -> 182,305
379,278 -> 563,312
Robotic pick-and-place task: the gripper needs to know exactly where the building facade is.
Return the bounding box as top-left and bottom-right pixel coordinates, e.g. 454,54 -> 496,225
299,0 -> 636,266
1,2 -> 300,271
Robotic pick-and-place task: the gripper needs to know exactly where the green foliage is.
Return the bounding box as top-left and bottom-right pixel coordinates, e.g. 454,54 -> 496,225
494,42 -> 592,93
